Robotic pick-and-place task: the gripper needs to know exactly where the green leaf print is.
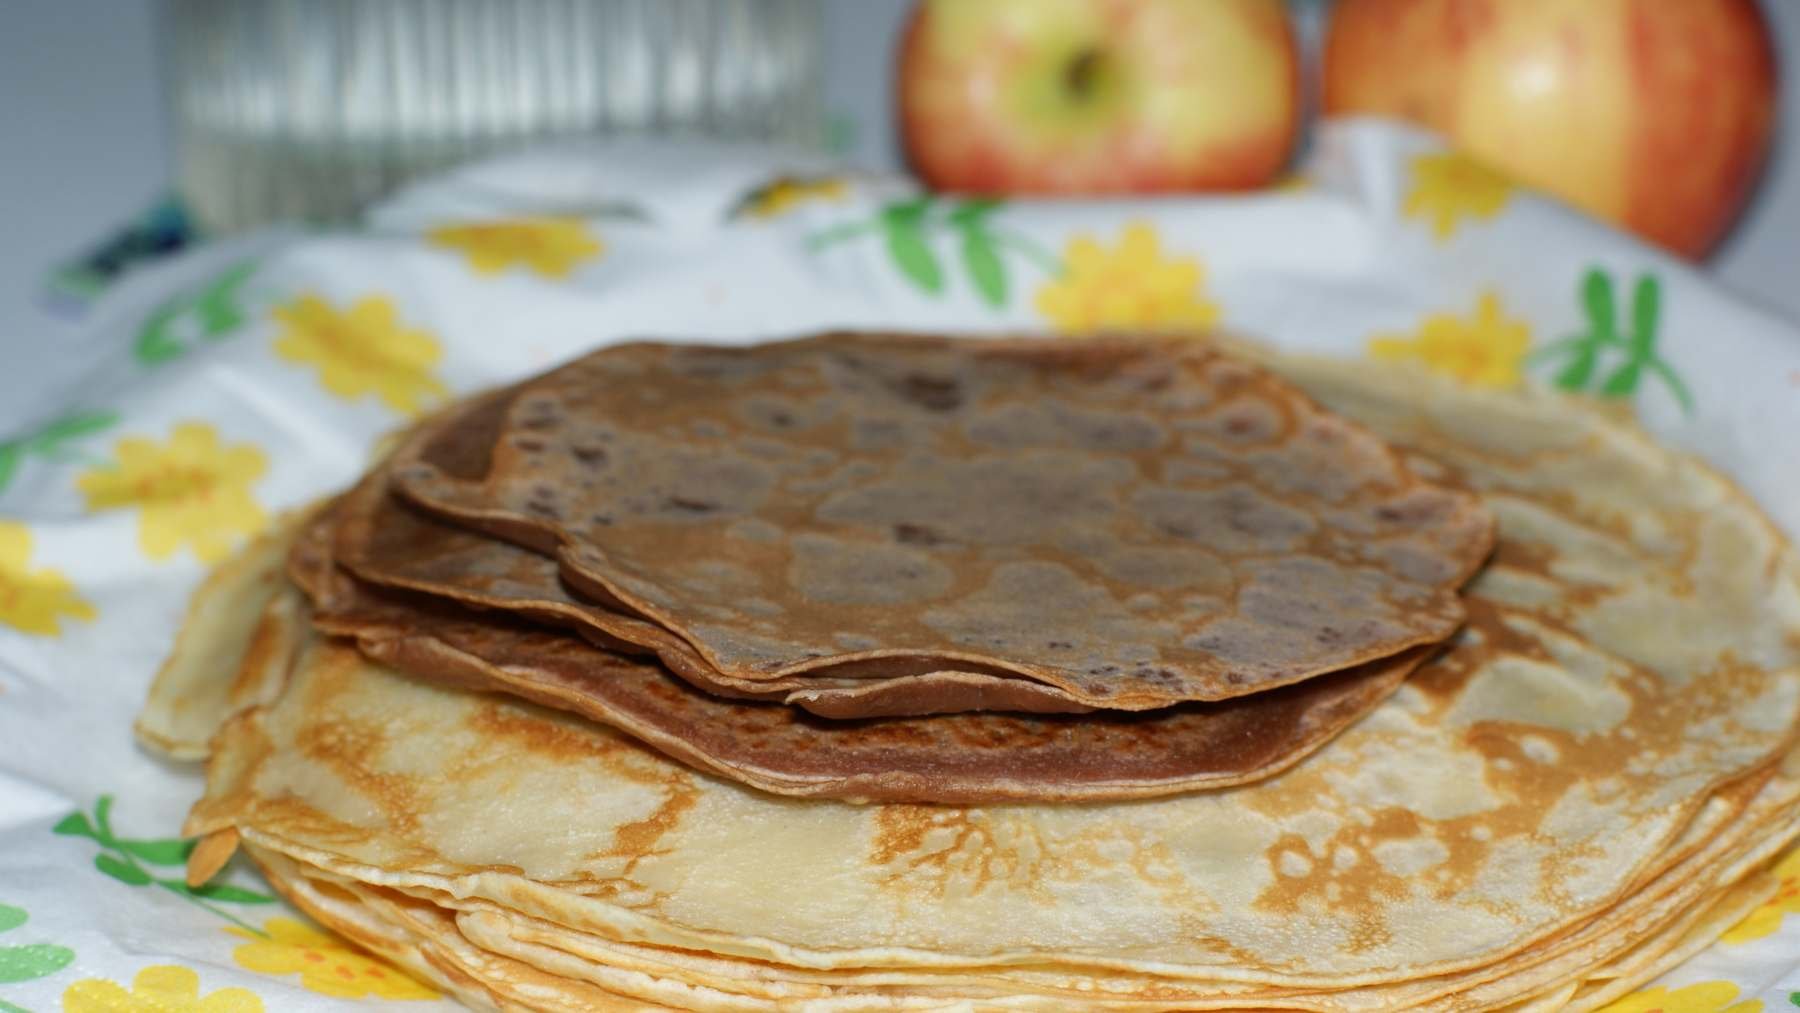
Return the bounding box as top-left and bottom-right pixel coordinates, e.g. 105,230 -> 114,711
1553,345 -> 1599,390
810,196 -> 1062,309
133,259 -> 258,367
0,945 -> 73,987
94,853 -> 152,886
55,796 -> 276,936
1529,267 -> 1693,413
117,837 -> 194,866
50,812 -> 95,842
881,200 -> 944,294
1600,360 -> 1643,398
1628,274 -> 1659,355
194,261 -> 256,336
959,229 -> 1007,308
165,880 -> 276,905
945,198 -> 1002,228
26,412 -> 118,455
0,902 -> 75,991
1581,268 -> 1615,338
134,300 -> 188,365
92,795 -> 117,844
0,410 -> 119,497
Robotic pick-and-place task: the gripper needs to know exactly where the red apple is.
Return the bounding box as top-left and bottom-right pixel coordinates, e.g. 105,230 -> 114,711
898,0 -> 1301,194
1324,0 -> 1778,259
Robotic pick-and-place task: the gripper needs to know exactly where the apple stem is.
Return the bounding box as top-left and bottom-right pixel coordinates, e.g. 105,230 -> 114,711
1064,49 -> 1105,102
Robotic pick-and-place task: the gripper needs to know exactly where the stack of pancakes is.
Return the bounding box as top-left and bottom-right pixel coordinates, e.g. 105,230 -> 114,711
140,335 -> 1800,1011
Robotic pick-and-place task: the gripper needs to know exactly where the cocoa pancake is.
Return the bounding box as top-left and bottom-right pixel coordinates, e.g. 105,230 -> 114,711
390,334 -> 1495,710
292,497 -> 1423,804
336,394 -> 1119,718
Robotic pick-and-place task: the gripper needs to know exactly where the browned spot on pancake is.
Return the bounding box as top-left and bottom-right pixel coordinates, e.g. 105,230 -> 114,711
248,796 -> 407,855
292,715 -> 423,836
182,708 -> 279,839
462,701 -> 637,768
603,783 -> 699,872
892,523 -> 946,547
461,697 -> 703,868
868,808 -> 1053,901
1490,537 -> 1558,576
570,761 -> 703,883
282,644 -> 433,837
869,807 -> 1223,910
869,805 -> 940,868
1252,816 -> 1416,956
1237,583 -> 1691,941
891,373 -> 962,412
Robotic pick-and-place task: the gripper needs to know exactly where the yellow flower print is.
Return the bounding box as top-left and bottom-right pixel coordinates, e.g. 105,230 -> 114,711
77,423 -> 267,564
427,218 -> 604,279
62,964 -> 263,1013
0,521 -> 94,635
1034,222 -> 1220,334
1595,981 -> 1761,1013
1368,291 -> 1533,389
1723,846 -> 1800,943
742,177 -> 849,219
1404,151 -> 1515,241
272,293 -> 447,416
229,917 -> 437,1000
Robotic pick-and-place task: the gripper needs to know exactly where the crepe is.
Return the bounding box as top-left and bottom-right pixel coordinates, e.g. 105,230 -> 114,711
135,515 -> 308,760
337,393 -> 1130,719
292,499 -> 1421,802
271,767 -> 1782,1010
390,335 -> 1496,713
164,555 -> 1794,1011
175,350 -> 1800,1005
235,768 -> 1799,1011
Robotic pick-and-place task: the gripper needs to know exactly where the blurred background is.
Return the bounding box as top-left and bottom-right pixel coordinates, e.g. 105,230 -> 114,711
1,0 -> 1794,359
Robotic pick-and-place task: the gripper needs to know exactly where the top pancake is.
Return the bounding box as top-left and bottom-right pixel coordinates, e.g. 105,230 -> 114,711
342,391 -> 1141,718
393,335 -> 1493,708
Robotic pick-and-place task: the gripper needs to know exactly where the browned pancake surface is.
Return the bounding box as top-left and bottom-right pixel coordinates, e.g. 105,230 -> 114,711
391,335 -> 1493,709
293,497 -> 1421,804
340,393 -> 1120,717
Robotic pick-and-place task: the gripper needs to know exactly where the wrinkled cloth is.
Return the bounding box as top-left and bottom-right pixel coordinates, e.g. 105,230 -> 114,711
1,119 -> 1798,1011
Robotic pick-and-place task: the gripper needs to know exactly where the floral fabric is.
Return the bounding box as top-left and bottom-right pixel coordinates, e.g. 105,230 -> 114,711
2,121 -> 1799,1010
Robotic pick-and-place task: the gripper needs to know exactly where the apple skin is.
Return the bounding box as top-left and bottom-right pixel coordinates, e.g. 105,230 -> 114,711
1324,0 -> 1778,259
898,0 -> 1300,194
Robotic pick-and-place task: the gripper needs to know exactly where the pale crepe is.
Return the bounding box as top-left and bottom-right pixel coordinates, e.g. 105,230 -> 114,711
236,760 -> 1800,1011
135,516 -> 308,760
